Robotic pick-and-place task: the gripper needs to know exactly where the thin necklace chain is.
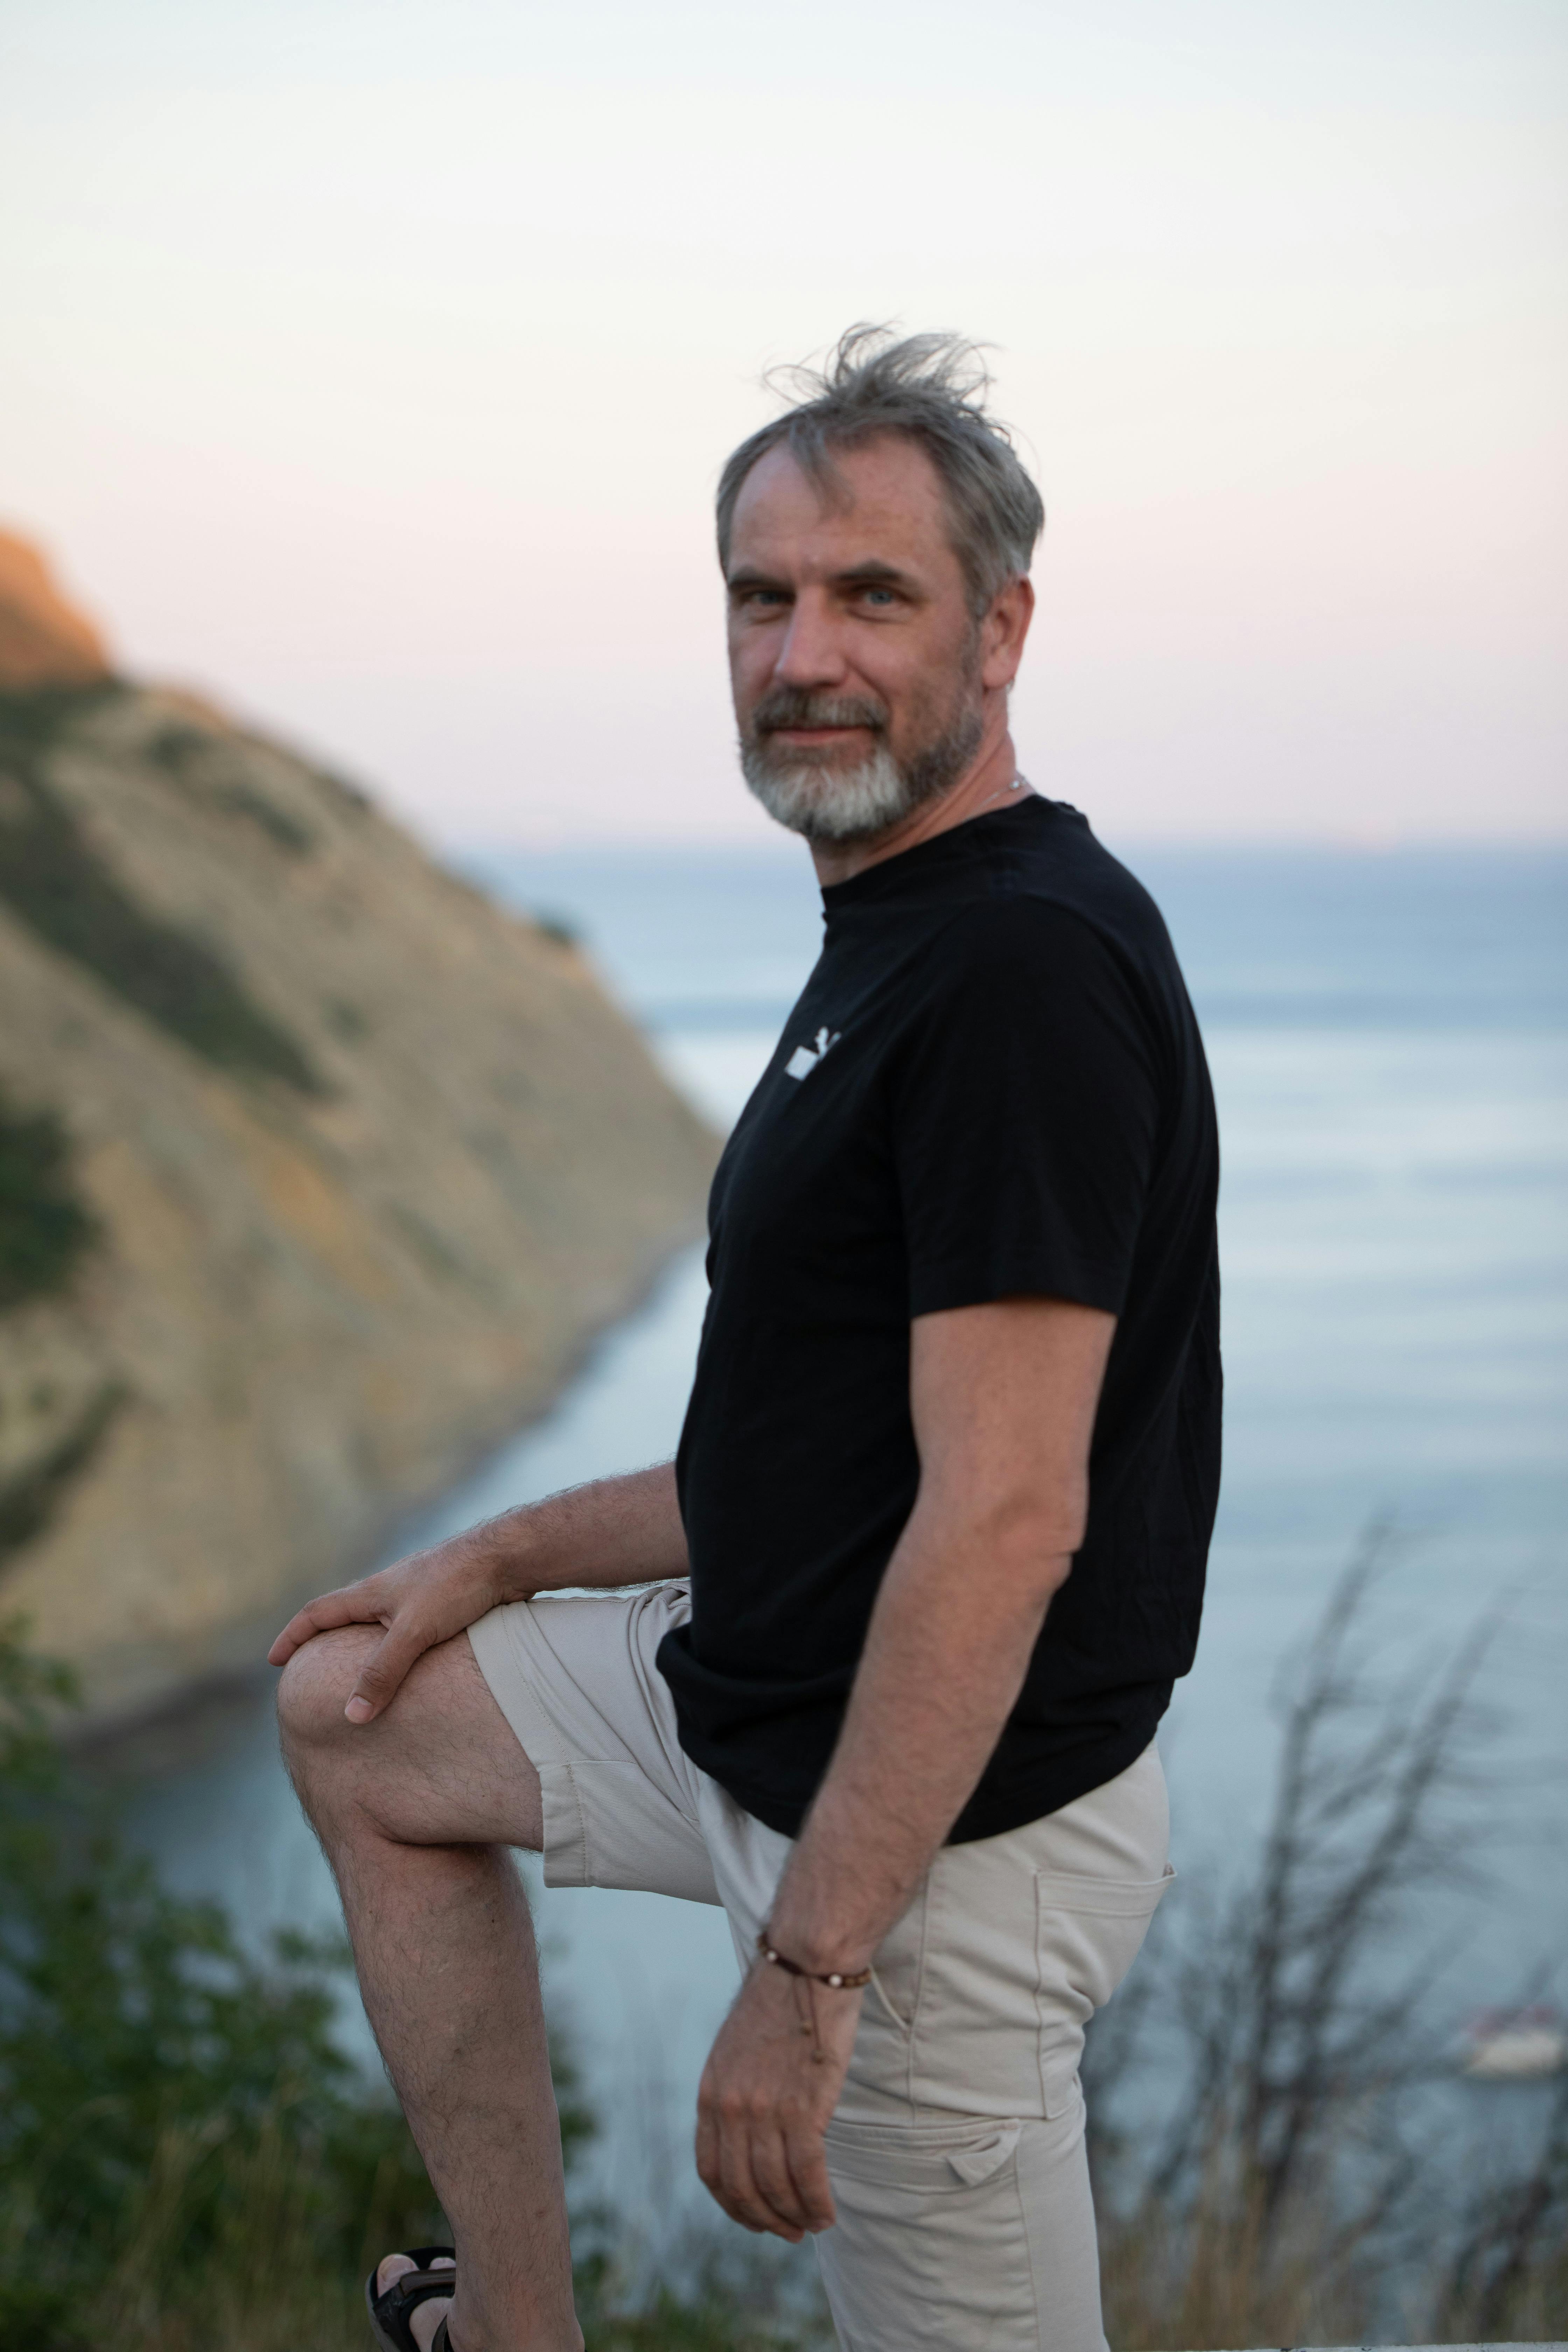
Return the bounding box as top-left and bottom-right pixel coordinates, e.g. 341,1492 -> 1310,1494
973,771 -> 1032,818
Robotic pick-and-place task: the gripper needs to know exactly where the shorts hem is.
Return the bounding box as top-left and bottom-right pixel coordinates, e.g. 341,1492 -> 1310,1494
467,1604 -> 595,1890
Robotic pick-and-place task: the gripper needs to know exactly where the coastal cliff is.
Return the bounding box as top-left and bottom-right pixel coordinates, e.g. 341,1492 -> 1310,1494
0,530 -> 717,1724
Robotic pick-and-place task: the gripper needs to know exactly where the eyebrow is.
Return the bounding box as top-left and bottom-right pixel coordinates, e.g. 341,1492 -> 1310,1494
837,560 -> 919,590
725,559 -> 922,594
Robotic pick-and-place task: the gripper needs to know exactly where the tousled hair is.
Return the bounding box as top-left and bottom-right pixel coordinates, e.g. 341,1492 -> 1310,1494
715,325 -> 1044,618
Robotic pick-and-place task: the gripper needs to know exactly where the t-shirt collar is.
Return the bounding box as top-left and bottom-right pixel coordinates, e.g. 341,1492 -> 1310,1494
819,795 -> 1055,911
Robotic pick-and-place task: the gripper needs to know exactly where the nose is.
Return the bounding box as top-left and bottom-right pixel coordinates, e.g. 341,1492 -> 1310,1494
772,590 -> 848,690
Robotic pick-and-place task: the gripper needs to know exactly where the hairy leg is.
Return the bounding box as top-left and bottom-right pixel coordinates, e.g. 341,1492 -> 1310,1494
277,1627 -> 579,2352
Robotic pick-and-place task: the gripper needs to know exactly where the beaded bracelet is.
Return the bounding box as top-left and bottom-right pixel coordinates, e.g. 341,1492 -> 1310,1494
756,1929 -> 872,1990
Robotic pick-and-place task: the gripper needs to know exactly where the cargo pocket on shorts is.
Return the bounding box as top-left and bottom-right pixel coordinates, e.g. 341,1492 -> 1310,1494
825,2112 -> 1022,2190
1034,1864 -> 1173,2116
818,2115 -> 1034,2352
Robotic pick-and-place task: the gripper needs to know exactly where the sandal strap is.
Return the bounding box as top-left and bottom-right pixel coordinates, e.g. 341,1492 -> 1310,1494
387,2269 -> 456,2312
366,2246 -> 457,2352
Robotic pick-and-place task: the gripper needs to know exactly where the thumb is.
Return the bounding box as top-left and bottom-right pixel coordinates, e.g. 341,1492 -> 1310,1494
344,1620 -> 429,1723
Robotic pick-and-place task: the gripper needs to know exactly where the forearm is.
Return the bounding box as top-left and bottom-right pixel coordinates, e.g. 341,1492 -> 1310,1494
483,1461 -> 688,1598
767,1509 -> 1069,1972
269,1464 -> 687,1705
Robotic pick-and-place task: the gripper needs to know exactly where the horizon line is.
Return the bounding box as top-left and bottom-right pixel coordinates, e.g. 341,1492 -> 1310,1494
445,830 -> 1568,858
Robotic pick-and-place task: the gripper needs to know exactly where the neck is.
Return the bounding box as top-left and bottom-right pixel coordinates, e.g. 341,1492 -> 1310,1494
807,715 -> 1029,889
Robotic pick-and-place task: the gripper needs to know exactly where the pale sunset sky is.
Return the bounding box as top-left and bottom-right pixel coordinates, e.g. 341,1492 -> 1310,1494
2,0 -> 1564,849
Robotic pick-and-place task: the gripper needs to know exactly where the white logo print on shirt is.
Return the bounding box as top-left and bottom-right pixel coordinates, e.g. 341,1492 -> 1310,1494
784,1026 -> 841,1082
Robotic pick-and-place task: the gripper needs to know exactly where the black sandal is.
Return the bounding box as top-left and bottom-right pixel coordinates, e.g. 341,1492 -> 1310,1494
365,2245 -> 458,2351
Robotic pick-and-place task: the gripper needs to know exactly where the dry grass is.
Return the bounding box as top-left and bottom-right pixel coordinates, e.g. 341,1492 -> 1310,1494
1099,2167 -> 1568,2349
1102,2180 -> 1368,2350
8,2080 -> 827,2352
1084,1531 -> 1568,2348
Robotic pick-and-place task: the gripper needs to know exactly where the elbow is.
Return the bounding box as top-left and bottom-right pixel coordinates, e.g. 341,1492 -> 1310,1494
1019,1530 -> 1080,1604
974,1486 -> 1086,1597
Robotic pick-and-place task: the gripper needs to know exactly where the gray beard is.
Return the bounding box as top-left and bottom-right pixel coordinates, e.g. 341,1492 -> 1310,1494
740,708 -> 983,847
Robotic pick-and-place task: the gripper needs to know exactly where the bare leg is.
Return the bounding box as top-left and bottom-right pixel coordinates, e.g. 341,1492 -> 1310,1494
277,1627 -> 580,2352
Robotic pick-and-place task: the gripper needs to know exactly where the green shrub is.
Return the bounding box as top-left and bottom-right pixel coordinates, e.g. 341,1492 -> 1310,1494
0,1087 -> 98,1314
0,1381 -> 123,1564
142,723 -> 316,857
0,690 -> 323,1095
0,1620 -> 446,2344
0,1622 -> 827,2350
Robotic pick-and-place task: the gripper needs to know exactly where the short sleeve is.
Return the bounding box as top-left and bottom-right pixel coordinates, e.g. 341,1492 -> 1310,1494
892,899 -> 1161,1319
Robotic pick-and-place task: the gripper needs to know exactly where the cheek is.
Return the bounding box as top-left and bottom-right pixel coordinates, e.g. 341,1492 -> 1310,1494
885,649 -> 974,746
848,639 -> 922,715
728,631 -> 769,711
869,611 -> 974,713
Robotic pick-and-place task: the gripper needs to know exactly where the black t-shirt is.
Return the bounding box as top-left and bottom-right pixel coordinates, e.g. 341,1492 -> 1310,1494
659,795 -> 1221,1843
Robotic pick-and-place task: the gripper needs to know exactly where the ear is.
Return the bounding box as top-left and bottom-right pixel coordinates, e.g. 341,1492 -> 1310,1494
979,575 -> 1035,692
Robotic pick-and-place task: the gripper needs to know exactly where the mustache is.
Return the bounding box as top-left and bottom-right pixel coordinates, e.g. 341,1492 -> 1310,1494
750,688 -> 889,738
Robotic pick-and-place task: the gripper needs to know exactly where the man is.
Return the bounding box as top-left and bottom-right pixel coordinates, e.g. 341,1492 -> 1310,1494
273,326 -> 1220,2352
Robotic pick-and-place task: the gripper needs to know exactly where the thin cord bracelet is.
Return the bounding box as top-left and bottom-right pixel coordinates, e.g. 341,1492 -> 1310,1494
756,1931 -> 872,1990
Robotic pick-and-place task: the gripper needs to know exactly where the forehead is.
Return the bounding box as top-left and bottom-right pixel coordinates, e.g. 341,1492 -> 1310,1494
727,434 -> 962,584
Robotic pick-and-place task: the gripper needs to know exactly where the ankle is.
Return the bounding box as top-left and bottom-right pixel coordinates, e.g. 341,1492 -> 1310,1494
454,2331 -> 584,2352
447,2300 -> 583,2352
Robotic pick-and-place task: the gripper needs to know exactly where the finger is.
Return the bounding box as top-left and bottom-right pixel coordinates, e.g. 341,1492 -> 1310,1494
267,1583 -> 390,1666
749,2123 -> 816,2236
782,2115 -> 838,2233
716,2113 -> 803,2242
345,1620 -> 436,1722
697,2091 -> 764,2230
695,2096 -> 721,2199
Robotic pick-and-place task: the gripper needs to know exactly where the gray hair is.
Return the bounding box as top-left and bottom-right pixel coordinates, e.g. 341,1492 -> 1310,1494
716,325 -> 1044,619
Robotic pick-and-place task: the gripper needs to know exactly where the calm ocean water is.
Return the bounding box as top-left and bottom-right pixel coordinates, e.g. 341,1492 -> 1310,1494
104,837 -> 1568,2231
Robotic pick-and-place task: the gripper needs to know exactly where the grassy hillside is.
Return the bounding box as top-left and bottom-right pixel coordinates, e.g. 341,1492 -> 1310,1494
0,662 -> 715,1726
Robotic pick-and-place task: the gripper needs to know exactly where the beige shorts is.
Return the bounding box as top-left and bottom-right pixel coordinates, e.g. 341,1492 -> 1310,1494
470,1580 -> 1172,2352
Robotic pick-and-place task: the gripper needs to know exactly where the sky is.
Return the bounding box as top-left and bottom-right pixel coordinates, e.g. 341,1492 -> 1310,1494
2,0 -> 1564,849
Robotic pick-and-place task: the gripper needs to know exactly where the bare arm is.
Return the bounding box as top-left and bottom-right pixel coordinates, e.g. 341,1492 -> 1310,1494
696,1294 -> 1115,2238
769,1296 -> 1113,1968
266,1461 -> 686,1721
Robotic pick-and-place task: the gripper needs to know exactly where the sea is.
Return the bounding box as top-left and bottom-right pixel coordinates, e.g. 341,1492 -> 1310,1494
91,836 -> 1568,2238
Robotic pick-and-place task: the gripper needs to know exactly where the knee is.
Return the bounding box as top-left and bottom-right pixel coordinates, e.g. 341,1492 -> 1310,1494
275,1626 -> 378,1777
